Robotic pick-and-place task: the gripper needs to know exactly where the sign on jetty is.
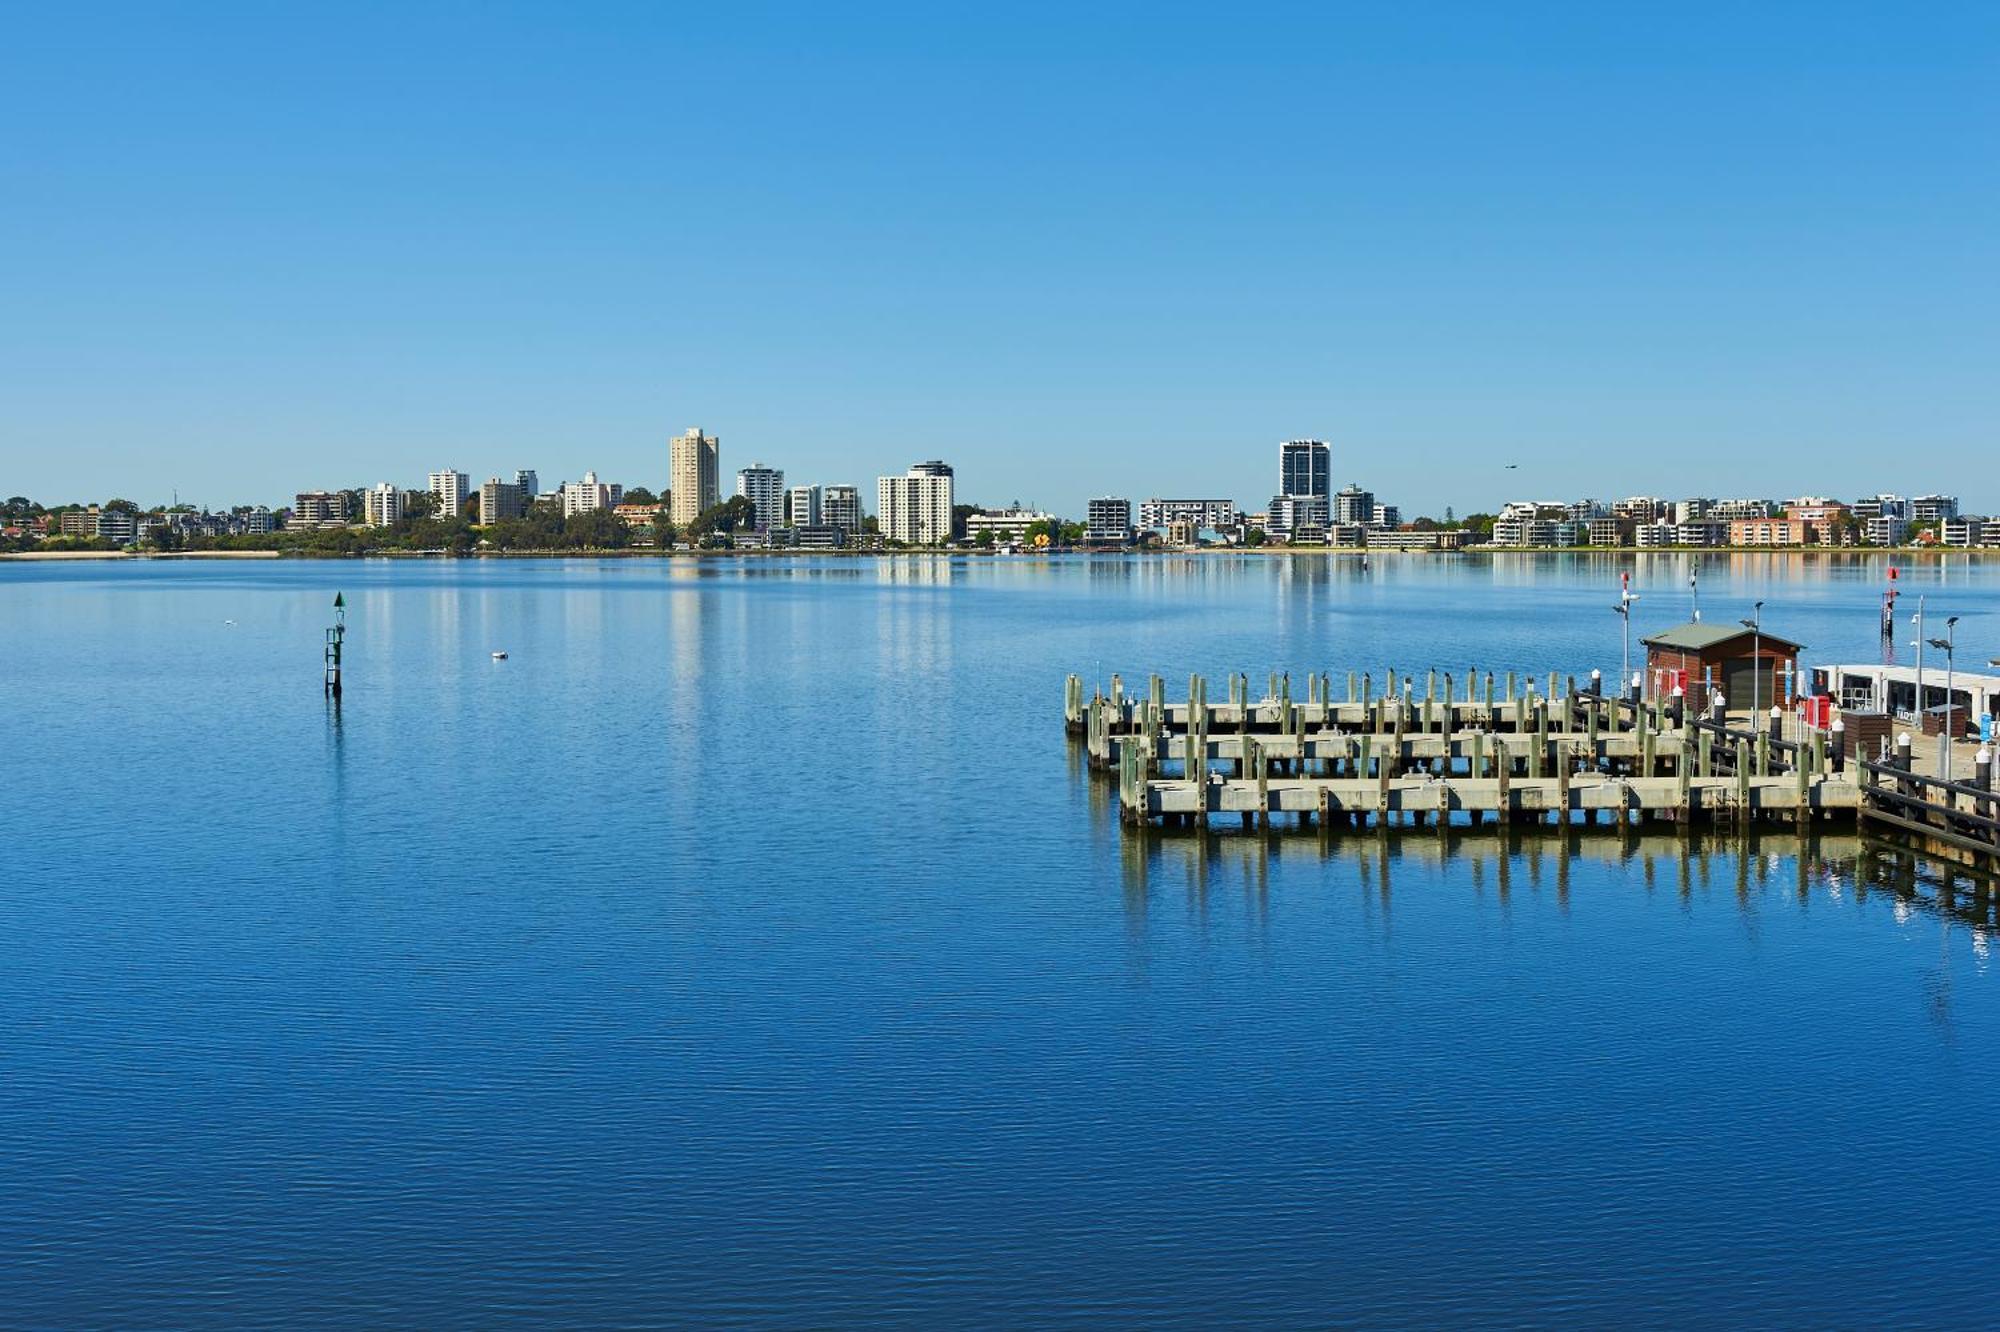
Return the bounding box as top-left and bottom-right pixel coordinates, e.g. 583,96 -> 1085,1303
1064,668 -> 1863,833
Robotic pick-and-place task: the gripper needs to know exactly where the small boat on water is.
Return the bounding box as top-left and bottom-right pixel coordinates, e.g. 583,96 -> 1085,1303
491,651 -> 508,660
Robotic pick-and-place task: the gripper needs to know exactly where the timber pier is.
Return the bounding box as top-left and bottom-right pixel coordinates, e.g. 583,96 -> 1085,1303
1064,668 -> 1864,833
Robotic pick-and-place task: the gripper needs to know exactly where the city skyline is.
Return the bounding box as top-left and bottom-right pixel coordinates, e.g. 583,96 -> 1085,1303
3,6 -> 1994,511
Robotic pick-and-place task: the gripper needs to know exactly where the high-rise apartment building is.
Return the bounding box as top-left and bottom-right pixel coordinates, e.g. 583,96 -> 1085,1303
1279,440 -> 1330,498
1086,497 -> 1133,542
786,484 -> 821,528
561,471 -> 618,517
877,462 -> 954,545
670,428 -> 720,525
515,469 -> 540,500
822,484 -> 862,533
481,477 -> 526,523
735,464 -> 786,531
365,482 -> 402,527
1333,485 -> 1375,526
428,469 -> 470,518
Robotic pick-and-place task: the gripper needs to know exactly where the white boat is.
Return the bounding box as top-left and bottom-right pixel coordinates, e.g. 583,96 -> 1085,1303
491,651 -> 508,660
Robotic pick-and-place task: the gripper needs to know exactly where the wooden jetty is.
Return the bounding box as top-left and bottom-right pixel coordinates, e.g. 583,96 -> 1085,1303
1064,669 -> 1864,834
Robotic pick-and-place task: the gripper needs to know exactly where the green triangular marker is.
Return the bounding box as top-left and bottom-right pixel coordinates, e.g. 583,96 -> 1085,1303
334,592 -> 345,608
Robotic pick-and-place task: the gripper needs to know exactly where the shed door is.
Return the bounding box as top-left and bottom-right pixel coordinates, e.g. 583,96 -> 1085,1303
1722,659 -> 1774,711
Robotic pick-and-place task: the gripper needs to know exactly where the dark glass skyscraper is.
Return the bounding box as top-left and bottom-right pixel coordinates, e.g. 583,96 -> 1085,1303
1279,439 -> 1330,498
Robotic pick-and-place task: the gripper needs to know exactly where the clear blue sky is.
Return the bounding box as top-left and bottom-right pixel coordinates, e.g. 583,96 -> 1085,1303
2,2 -> 1994,515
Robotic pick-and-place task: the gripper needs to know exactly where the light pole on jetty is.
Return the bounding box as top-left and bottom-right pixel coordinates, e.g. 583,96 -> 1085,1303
1927,617 -> 1958,778
1614,572 -> 1640,698
1739,601 -> 1763,716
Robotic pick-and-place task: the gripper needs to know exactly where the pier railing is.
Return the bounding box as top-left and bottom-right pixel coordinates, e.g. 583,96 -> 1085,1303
1857,757 -> 2000,856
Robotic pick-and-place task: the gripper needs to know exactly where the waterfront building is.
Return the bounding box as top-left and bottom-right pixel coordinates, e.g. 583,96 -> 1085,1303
786,484 -> 821,528
561,471 -> 619,517
59,508 -> 94,537
1137,499 -> 1238,531
428,469 -> 470,518
670,428 -> 720,525
241,506 -> 275,535
1279,439 -> 1330,500
365,483 -> 402,527
1086,497 -> 1132,543
1585,516 -> 1632,547
1165,518 -> 1198,547
1912,494 -> 1960,524
1672,498 -> 1714,524
1613,496 -> 1670,521
1367,529 -> 1440,551
1371,504 -> 1401,530
1635,521 -> 1676,548
822,484 -> 862,533
1783,497 -> 1851,523
877,462 -> 954,545
1677,520 -> 1727,546
966,507 -> 1053,545
1941,515 -> 1986,547
1332,485 -> 1374,527
735,464 -> 786,531
793,525 -> 845,550
293,491 -> 349,529
514,469 -> 539,500
1730,518 -> 1821,546
1327,522 -> 1368,548
1643,621 -> 1803,710
612,500 -> 659,529
93,508 -> 137,544
480,477 -> 527,524
1708,498 -> 1776,521
1265,493 -> 1329,539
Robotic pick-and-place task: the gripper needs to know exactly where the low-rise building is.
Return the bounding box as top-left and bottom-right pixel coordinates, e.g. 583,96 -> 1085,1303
94,508 -> 137,544
1366,529 -> 1439,551
294,491 -> 349,530
1138,498 -> 1237,531
1941,515 -> 1986,547
966,507 -> 1054,546
792,525 -> 844,550
612,501 -> 660,531
1586,517 -> 1633,547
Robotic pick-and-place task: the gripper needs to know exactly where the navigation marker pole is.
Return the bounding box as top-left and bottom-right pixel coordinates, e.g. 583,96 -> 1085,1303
325,592 -> 346,699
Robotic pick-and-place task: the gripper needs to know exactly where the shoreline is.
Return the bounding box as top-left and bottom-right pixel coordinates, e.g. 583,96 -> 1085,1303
4,544 -> 1987,563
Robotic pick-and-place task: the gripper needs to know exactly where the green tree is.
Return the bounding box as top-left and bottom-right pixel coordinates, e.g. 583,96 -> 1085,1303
622,486 -> 658,506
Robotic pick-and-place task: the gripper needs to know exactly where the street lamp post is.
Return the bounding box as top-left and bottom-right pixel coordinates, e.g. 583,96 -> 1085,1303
1927,616 -> 1959,778
1738,601 -> 1764,718
1614,574 -> 1640,699
1911,594 -> 1926,730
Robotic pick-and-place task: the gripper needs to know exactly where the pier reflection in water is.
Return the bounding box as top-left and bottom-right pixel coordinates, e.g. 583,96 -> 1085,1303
1116,823 -> 1998,940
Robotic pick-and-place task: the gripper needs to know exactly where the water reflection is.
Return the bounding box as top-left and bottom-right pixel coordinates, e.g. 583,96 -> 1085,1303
1118,823 -> 2000,939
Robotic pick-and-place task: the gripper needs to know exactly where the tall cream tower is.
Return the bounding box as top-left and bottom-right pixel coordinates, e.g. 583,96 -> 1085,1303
669,427 -> 719,525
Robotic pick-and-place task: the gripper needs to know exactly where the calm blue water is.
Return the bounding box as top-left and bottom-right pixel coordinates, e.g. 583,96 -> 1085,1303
4,552 -> 1999,1327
